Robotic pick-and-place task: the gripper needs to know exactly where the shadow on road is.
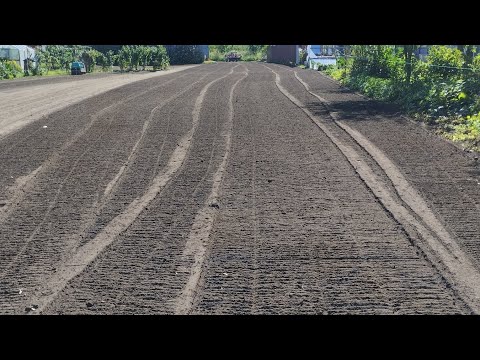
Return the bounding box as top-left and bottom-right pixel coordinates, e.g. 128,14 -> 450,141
306,97 -> 405,123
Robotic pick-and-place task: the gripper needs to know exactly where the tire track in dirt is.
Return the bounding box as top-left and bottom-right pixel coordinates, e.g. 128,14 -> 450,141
77,67 -> 246,314
294,71 -> 462,250
101,68 -> 222,202
265,64 -> 480,313
0,66 -> 215,205
29,65 -> 241,313
0,67 -> 210,222
192,63 -> 466,314
248,90 -> 260,314
0,67 -> 199,150
174,66 -> 249,314
0,166 -> 42,223
90,67 -> 240,314
0,66 -> 197,140
71,67 -> 226,254
294,68 -> 480,268
0,69 -> 215,279
75,66 -> 229,249
1,63 -> 470,314
0,66 -> 222,313
40,65 -> 245,314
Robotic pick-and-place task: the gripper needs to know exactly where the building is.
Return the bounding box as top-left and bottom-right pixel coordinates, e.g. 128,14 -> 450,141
0,45 -> 36,71
198,45 -> 209,60
305,45 -> 344,69
267,45 -> 299,65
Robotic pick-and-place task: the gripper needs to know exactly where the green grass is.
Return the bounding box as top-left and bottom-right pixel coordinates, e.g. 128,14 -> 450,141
445,113 -> 480,151
0,73 -> 25,80
42,69 -> 70,77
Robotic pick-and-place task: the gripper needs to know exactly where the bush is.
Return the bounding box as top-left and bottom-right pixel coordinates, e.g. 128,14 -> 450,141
208,49 -> 224,61
320,45 -> 480,149
151,45 -> 169,70
425,45 -> 464,79
350,45 -> 402,80
324,66 -> 346,81
348,75 -> 395,101
0,59 -> 23,79
446,113 -> 480,149
421,79 -> 470,117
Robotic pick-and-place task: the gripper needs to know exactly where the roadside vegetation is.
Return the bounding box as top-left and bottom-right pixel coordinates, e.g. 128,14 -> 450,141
36,45 -> 170,74
209,45 -> 267,62
116,45 -> 170,71
0,45 -> 173,80
0,59 -> 23,79
321,45 -> 480,151
2,45 -> 265,80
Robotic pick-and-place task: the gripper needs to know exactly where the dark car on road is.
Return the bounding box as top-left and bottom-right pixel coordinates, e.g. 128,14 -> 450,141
71,61 -> 86,75
225,52 -> 241,62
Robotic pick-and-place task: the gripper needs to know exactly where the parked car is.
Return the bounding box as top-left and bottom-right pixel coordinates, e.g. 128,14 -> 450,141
71,61 -> 86,75
225,52 -> 241,62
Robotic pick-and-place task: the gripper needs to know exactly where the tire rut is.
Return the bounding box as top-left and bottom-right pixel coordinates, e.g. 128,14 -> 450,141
265,64 -> 477,313
174,66 -> 249,314
193,62 -> 467,314
32,64 -> 242,314
0,65 -> 224,313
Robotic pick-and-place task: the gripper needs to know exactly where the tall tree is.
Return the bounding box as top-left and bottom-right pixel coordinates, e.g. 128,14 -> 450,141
403,45 -> 418,84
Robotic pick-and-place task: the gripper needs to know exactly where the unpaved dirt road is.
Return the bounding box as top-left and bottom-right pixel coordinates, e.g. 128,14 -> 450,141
0,65 -> 195,139
1,63 -> 479,314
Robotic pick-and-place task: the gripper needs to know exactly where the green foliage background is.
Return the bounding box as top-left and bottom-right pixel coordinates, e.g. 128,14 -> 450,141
322,45 -> 480,150
209,45 -> 267,61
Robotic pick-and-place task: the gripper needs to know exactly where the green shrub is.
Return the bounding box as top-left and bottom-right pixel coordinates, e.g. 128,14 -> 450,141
425,45 -> 464,79
209,49 -> 224,61
0,59 -> 23,79
421,79 -> 470,117
151,45 -> 169,70
350,45 -> 402,80
324,66 -> 345,81
347,74 -> 395,101
319,45 -> 480,149
446,113 -> 480,148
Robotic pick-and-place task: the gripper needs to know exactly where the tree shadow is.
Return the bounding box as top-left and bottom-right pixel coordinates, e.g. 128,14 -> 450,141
306,96 -> 406,123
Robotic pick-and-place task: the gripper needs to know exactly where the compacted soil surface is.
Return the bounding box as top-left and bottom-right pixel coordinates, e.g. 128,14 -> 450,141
1,63 -> 479,314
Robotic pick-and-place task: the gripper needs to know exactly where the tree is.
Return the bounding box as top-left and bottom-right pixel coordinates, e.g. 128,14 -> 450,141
457,45 -> 476,66
106,50 -> 115,69
118,46 -> 132,71
151,45 -> 169,70
403,45 -> 418,84
131,45 -> 141,70
80,49 -> 102,73
138,46 -> 152,71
